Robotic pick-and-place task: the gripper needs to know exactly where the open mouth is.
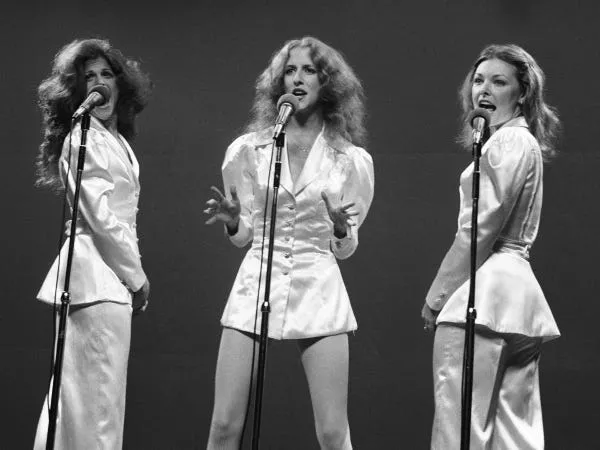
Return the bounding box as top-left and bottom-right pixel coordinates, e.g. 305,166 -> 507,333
478,100 -> 496,111
292,89 -> 307,97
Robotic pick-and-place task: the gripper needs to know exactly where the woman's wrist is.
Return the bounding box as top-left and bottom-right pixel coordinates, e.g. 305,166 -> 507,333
225,216 -> 240,235
333,224 -> 347,239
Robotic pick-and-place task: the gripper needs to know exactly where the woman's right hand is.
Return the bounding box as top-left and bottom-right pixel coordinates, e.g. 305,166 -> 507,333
204,185 -> 241,231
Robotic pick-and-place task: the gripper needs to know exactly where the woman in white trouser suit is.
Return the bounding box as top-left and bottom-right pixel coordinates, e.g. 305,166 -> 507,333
33,38 -> 152,450
422,44 -> 562,450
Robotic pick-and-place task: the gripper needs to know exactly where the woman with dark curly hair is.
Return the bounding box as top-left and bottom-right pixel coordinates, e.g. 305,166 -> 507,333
204,36 -> 374,449
33,38 -> 151,449
422,44 -> 561,449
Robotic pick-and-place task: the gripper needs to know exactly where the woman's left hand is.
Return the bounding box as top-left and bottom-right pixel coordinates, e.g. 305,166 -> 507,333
321,192 -> 358,239
133,279 -> 150,316
421,302 -> 439,333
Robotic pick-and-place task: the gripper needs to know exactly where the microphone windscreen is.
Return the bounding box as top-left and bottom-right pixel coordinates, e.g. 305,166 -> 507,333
468,108 -> 491,128
89,85 -> 111,104
277,93 -> 300,112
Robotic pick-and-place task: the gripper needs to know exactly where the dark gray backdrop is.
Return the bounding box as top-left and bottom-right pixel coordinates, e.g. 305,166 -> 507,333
2,0 -> 599,448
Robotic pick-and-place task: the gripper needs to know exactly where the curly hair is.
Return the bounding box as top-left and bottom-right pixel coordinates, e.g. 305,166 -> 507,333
36,38 -> 152,191
458,44 -> 561,161
247,36 -> 367,147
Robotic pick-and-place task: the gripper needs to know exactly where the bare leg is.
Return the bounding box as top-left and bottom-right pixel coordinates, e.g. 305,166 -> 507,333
207,328 -> 258,450
298,334 -> 352,450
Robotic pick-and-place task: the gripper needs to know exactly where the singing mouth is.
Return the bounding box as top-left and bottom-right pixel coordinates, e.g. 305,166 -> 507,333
478,100 -> 496,111
292,89 -> 307,97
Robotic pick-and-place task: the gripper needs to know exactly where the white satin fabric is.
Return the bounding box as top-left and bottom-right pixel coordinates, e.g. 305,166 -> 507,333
33,302 -> 132,450
219,128 -> 374,339
426,117 -> 559,340
432,325 -> 544,450
33,117 -> 146,449
37,116 -> 147,306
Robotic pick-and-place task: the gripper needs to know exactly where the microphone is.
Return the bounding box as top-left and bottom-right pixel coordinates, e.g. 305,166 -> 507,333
72,85 -> 111,120
273,94 -> 299,140
468,108 -> 491,145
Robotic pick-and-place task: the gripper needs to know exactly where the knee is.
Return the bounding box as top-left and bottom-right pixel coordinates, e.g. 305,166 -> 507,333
208,414 -> 244,445
316,420 -> 351,450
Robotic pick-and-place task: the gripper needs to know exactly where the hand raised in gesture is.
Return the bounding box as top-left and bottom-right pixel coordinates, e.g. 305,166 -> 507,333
321,192 -> 358,239
204,186 -> 241,233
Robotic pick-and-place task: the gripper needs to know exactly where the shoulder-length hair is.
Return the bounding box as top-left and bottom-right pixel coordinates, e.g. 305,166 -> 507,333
36,38 -> 152,191
458,44 -> 561,161
247,36 -> 367,147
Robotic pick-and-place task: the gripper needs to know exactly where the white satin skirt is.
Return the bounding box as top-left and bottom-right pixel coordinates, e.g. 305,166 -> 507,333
33,301 -> 132,450
431,324 -> 545,450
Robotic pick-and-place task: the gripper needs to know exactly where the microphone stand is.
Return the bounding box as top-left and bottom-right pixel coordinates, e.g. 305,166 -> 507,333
251,131 -> 286,450
46,113 -> 91,450
460,135 -> 483,450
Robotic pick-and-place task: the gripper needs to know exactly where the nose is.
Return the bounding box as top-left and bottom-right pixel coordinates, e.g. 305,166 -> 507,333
476,80 -> 490,96
293,71 -> 303,85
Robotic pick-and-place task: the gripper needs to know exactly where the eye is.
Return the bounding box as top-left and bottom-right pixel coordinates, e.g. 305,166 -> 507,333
101,69 -> 114,78
494,79 -> 507,86
305,66 -> 317,74
472,77 -> 483,85
284,66 -> 295,75
85,72 -> 94,80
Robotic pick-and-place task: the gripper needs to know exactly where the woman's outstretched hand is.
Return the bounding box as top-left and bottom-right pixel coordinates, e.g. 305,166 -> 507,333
204,186 -> 241,232
321,191 -> 358,239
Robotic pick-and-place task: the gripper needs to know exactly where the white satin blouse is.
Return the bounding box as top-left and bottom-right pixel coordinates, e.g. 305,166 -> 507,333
220,128 -> 374,339
426,117 -> 559,340
37,117 -> 147,306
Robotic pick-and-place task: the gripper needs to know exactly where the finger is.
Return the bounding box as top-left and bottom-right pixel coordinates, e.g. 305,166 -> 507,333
210,185 -> 226,200
340,202 -> 356,211
205,216 -> 218,225
346,220 -> 356,227
205,199 -> 218,207
230,185 -> 239,201
347,211 -> 359,217
321,191 -> 332,210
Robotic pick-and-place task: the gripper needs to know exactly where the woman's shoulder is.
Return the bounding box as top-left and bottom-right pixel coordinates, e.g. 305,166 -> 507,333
61,118 -> 109,155
486,119 -> 540,168
490,118 -> 539,150
326,133 -> 372,163
223,128 -> 272,168
228,128 -> 273,150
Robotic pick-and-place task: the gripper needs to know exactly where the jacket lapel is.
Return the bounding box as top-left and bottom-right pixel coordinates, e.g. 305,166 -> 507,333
254,129 -> 294,197
293,130 -> 334,196
119,136 -> 140,188
90,117 -> 138,186
280,145 -> 294,196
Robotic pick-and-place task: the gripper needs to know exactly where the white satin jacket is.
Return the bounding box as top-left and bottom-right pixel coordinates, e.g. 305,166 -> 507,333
426,117 -> 559,340
220,128 -> 374,339
37,117 -> 147,306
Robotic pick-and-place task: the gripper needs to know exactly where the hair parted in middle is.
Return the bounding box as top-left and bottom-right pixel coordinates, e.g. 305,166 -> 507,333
247,36 -> 367,147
